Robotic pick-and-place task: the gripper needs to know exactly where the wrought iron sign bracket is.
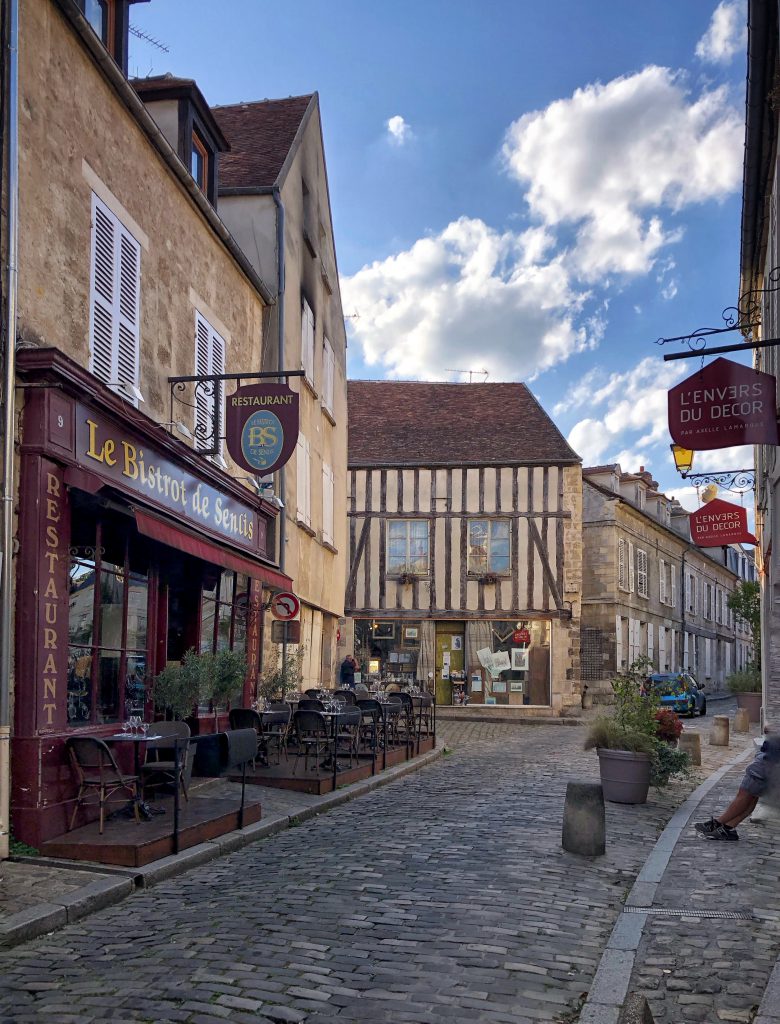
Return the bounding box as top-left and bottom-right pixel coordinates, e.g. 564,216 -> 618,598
678,469 -> 755,493
656,266 -> 780,359
662,336 -> 780,362
167,369 -> 305,457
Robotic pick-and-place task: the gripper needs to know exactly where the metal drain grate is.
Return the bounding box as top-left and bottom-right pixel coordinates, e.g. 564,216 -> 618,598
624,906 -> 753,920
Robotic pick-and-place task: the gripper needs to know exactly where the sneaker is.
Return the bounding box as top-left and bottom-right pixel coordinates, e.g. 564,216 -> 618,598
694,817 -> 719,836
705,823 -> 739,841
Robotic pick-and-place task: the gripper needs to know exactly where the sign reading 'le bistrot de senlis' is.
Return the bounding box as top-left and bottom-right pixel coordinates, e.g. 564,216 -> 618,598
225,383 -> 300,476
668,357 -> 779,450
689,498 -> 758,547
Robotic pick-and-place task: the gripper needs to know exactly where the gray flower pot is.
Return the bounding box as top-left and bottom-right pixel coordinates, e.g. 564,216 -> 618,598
597,748 -> 652,804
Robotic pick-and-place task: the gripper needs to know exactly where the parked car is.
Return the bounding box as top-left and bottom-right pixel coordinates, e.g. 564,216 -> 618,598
645,673 -> 707,717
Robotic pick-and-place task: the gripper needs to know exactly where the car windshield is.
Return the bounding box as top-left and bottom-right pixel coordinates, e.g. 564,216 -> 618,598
651,677 -> 687,696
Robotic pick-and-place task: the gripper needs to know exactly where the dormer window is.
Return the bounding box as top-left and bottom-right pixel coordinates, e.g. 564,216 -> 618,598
191,131 -> 208,193
79,0 -> 147,76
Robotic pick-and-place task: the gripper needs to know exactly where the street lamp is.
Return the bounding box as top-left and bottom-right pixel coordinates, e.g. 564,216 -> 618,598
670,444 -> 695,477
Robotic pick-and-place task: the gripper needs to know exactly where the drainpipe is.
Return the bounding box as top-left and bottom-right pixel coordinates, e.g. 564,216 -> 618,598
0,0 -> 19,860
272,187 -> 287,671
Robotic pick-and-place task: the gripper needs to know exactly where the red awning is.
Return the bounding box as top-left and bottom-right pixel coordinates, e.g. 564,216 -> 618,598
134,508 -> 293,590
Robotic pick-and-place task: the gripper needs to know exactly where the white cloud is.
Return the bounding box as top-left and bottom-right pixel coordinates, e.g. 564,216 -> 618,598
386,115 -> 413,146
696,1 -> 746,64
502,66 -> 742,280
341,217 -> 597,380
665,485 -> 701,512
566,356 -> 686,466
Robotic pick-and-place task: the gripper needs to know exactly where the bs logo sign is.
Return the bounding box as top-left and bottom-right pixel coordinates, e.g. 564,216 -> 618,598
226,383 -> 300,477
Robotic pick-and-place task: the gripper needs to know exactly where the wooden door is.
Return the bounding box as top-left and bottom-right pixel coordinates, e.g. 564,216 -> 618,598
436,624 -> 465,705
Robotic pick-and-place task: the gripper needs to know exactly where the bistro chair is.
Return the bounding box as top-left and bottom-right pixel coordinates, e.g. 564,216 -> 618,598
382,700 -> 402,749
304,688 -> 324,699
298,698 -> 325,711
261,707 -> 292,765
228,707 -> 264,767
141,721 -> 192,801
333,689 -> 357,705
389,692 -> 415,748
292,709 -> 331,775
66,736 -> 140,835
356,699 -> 381,755
334,706 -> 362,768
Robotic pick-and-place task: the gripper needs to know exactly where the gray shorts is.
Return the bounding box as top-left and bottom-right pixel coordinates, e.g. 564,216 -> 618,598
741,757 -> 770,797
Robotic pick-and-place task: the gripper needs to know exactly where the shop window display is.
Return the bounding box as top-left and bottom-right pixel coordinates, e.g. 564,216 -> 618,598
471,620 -> 550,707
354,618 -> 421,687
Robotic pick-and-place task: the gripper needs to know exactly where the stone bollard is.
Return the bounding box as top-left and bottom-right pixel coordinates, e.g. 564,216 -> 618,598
733,708 -> 751,734
679,730 -> 702,766
618,993 -> 655,1023
562,781 -> 605,857
710,714 -> 730,747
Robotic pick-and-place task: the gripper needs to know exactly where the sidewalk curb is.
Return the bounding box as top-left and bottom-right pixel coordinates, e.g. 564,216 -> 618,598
1,745 -> 443,950
578,741 -> 753,1024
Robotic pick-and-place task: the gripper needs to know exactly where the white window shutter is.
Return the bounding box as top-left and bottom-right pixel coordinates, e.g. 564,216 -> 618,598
628,542 -> 635,593
618,540 -> 626,591
89,194 -> 141,404
637,549 -> 648,597
116,228 -> 140,399
670,564 -> 676,608
322,461 -> 334,544
705,638 -> 712,677
683,632 -> 690,671
195,314 -> 212,450
211,328 -> 226,454
659,559 -> 667,604
302,299 -> 315,385
296,434 -> 307,523
670,628 -> 676,670
305,439 -> 312,526
615,614 -> 624,669
659,626 -> 667,671
322,337 -> 334,415
647,623 -> 654,666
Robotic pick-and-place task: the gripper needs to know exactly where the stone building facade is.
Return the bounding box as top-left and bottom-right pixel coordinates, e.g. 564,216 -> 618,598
582,466 -> 742,695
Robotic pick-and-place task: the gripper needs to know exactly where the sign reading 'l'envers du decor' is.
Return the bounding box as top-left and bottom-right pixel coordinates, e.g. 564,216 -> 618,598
668,357 -> 779,450
689,498 -> 758,547
225,383 -> 300,476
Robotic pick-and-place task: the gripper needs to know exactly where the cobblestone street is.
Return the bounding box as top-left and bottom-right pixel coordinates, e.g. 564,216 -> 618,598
0,718 -> 752,1023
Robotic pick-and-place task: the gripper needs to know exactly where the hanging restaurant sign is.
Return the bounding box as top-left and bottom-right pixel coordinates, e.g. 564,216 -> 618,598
225,383 -> 299,476
689,498 -> 758,547
667,358 -> 779,450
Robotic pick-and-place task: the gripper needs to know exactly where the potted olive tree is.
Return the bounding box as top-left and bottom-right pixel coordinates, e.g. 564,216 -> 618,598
256,646 -> 305,704
153,649 -> 211,722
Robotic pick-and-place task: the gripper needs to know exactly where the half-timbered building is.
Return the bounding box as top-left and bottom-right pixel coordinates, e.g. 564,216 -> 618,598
345,382 -> 583,714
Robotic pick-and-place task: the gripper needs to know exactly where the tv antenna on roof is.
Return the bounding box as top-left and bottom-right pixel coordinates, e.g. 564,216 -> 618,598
445,369 -> 489,382
129,24 -> 170,53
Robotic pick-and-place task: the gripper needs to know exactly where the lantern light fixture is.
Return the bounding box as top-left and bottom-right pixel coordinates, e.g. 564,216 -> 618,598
670,444 -> 695,476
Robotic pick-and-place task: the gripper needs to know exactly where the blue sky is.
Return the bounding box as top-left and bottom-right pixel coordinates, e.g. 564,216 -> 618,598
131,0 -> 752,509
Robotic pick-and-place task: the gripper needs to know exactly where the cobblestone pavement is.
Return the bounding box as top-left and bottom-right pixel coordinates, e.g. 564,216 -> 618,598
629,753 -> 780,1024
0,863 -> 117,919
0,715 -> 749,1024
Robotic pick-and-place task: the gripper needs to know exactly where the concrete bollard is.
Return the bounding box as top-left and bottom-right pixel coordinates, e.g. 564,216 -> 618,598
562,781 -> 605,857
679,731 -> 702,766
710,714 -> 730,747
733,708 -> 751,734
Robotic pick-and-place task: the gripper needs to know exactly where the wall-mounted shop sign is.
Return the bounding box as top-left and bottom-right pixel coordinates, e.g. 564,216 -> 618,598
76,406 -> 266,556
689,498 -> 758,547
668,358 -> 779,450
225,383 -> 299,475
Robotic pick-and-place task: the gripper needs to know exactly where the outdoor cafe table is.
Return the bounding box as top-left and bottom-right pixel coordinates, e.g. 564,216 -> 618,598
104,732 -> 163,820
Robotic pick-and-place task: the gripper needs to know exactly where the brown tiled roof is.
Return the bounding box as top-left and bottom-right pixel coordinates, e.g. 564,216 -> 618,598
213,95 -> 314,190
348,381 -> 580,467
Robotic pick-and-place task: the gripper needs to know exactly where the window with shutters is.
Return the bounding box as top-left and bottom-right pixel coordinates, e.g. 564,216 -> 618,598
704,582 -> 713,620
618,539 -> 628,591
301,298 -> 315,388
296,433 -> 312,529
659,558 -> 667,604
322,461 -> 335,546
687,573 -> 697,613
322,337 -> 335,420
637,549 -> 648,598
89,193 -> 141,405
628,541 -> 635,592
194,312 -> 226,461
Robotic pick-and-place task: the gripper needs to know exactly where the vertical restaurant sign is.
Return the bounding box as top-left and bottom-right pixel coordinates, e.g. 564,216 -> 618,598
225,383 -> 299,475
689,498 -> 758,547
668,358 -> 779,450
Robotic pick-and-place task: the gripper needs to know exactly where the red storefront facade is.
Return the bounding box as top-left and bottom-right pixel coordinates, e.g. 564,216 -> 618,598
12,349 -> 289,848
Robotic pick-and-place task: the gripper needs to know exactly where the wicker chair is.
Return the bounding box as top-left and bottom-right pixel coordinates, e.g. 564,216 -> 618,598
66,736 -> 140,835
141,721 -> 192,801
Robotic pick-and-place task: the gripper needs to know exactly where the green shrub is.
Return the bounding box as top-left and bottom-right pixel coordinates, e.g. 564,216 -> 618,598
651,744 -> 691,789
211,648 -> 247,707
153,648 -> 212,720
726,668 -> 761,694
584,717 -> 655,754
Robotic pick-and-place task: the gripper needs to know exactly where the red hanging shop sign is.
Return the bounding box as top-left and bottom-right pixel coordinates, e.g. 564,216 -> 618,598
689,498 -> 758,547
668,358 -> 779,450
225,383 -> 299,476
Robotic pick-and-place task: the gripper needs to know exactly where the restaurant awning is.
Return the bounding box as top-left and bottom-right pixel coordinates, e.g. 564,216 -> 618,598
134,508 -> 293,591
